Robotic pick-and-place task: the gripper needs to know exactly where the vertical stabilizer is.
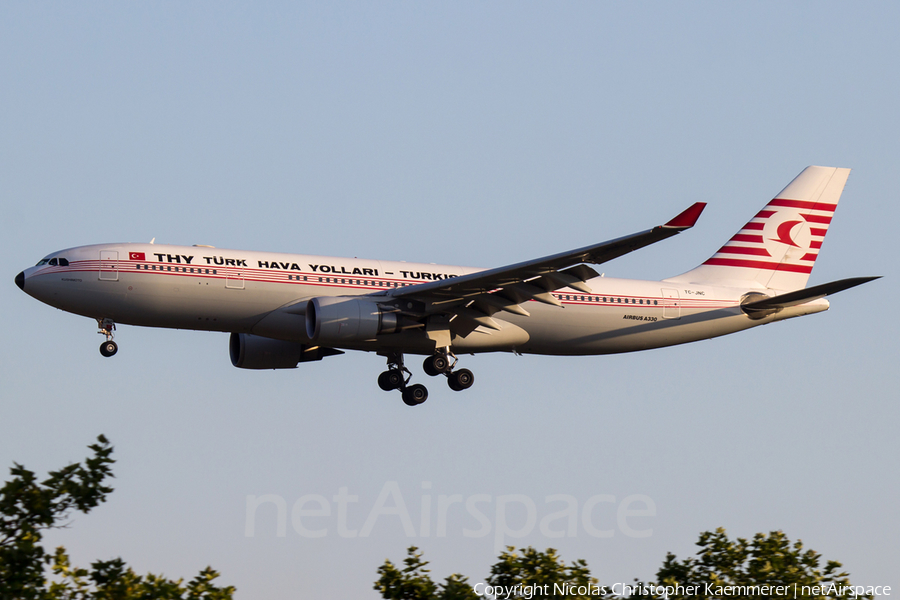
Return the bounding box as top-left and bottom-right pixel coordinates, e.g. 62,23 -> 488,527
665,166 -> 850,291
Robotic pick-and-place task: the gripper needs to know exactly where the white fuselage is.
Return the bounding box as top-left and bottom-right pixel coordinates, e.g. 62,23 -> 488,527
19,242 -> 828,357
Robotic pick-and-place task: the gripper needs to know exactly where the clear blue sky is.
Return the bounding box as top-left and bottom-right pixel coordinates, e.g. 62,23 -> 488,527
1,2 -> 897,597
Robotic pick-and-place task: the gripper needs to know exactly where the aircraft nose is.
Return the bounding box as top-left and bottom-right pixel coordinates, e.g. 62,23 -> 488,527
15,271 -> 24,291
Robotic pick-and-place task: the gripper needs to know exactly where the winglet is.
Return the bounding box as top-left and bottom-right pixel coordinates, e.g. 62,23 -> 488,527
663,202 -> 706,229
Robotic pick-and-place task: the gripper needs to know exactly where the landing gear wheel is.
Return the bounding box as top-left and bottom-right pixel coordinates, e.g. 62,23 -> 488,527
447,368 -> 474,391
401,384 -> 428,406
423,354 -> 450,376
378,369 -> 404,391
96,318 -> 117,356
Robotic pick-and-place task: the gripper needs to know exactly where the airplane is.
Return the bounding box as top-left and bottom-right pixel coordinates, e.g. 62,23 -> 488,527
15,166 -> 878,406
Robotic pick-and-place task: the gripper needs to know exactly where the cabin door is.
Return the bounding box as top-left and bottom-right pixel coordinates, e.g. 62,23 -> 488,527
99,251 -> 118,281
661,288 -> 680,319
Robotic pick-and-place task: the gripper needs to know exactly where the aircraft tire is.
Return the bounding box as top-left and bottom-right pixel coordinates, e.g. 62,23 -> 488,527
423,354 -> 449,376
100,341 -> 118,357
448,369 -> 473,391
378,370 -> 404,391
402,384 -> 428,406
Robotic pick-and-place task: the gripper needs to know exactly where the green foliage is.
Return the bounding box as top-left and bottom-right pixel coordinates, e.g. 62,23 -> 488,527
626,528 -> 872,599
0,436 -> 234,600
374,547 -> 478,600
0,435 -> 114,598
487,546 -> 598,598
376,530 -> 873,600
375,546 -> 597,600
47,548 -> 234,600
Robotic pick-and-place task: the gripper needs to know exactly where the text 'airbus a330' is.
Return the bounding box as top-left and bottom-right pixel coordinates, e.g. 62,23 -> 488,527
16,166 -> 878,406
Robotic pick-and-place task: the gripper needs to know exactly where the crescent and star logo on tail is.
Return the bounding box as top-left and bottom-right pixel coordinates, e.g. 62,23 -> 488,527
772,219 -> 805,248
762,209 -> 813,261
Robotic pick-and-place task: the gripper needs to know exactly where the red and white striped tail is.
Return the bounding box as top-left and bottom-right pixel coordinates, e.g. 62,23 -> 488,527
667,166 -> 851,291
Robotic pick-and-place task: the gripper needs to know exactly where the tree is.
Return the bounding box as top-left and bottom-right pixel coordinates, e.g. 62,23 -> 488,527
374,546 -> 479,600
627,528 -> 874,600
0,435 -> 234,600
375,546 -> 598,600
376,530 -> 874,600
487,546 -> 599,599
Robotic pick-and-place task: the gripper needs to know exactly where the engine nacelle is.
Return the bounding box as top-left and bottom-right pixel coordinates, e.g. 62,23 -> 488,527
305,296 -> 401,344
229,333 -> 341,369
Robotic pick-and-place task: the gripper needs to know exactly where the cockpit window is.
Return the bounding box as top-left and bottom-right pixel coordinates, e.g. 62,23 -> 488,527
35,257 -> 69,267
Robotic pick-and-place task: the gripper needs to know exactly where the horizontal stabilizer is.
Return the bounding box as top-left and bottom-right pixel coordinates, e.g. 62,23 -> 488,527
742,276 -> 880,311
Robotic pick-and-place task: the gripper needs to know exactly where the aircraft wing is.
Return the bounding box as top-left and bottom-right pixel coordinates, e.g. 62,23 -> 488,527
383,202 -> 706,333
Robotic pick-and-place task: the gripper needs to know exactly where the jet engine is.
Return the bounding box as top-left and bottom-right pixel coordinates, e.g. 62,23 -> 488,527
229,333 -> 342,369
305,296 -> 403,344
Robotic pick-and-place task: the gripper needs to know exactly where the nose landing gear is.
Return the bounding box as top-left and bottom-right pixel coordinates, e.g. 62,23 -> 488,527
97,318 -> 118,357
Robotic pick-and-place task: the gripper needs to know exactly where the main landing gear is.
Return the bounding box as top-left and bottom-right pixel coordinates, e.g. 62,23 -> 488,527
377,352 -> 425,406
377,349 -> 475,407
97,318 -> 118,357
